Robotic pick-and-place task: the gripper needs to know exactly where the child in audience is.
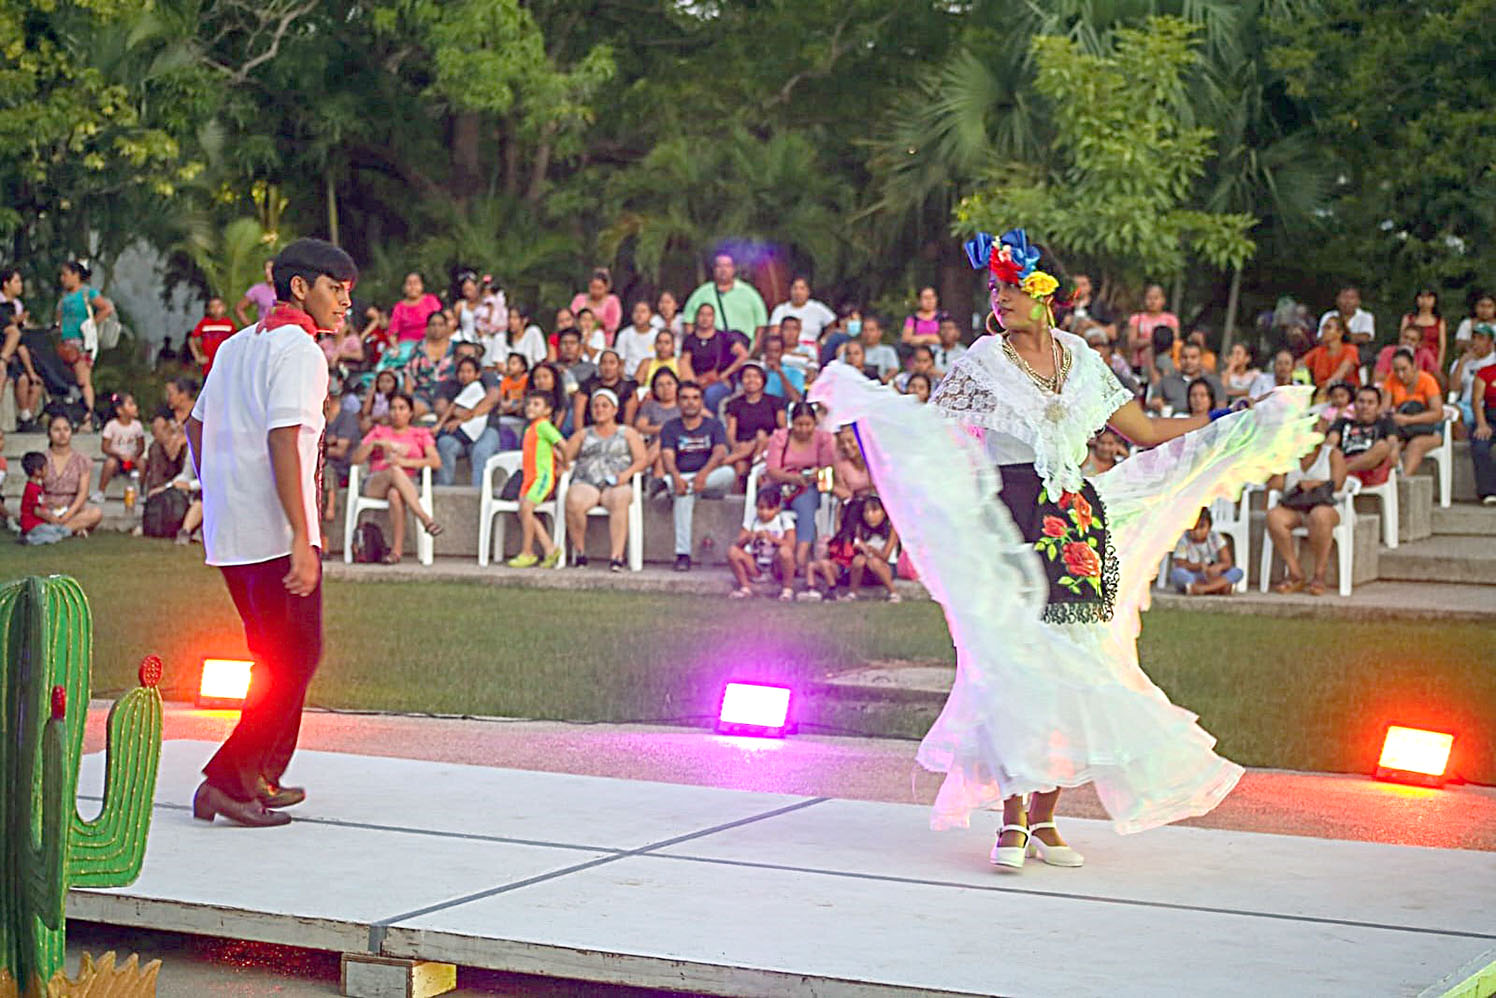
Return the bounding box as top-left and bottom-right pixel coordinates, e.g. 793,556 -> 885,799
1168,507 -> 1243,595
95,392 -> 145,502
20,452 -> 73,545
1082,428 -> 1127,477
508,391 -> 567,568
844,493 -> 901,602
497,352 -> 531,449
727,487 -> 798,600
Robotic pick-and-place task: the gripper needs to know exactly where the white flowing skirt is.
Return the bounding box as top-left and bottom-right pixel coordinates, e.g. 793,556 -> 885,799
809,367 -> 1321,834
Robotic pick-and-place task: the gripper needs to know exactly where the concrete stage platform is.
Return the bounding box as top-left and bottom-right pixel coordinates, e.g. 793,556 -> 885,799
71,741 -> 1495,998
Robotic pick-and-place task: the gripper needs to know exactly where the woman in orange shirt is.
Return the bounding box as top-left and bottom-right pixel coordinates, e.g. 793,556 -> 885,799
1382,348 -> 1444,475
1300,314 -> 1360,394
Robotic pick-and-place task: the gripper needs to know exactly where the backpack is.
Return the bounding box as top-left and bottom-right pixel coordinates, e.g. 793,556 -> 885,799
352,521 -> 388,563
141,488 -> 190,538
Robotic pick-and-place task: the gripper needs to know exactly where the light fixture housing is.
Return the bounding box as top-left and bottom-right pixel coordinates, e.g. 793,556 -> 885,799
1375,725 -> 1454,787
715,681 -> 795,738
197,658 -> 253,710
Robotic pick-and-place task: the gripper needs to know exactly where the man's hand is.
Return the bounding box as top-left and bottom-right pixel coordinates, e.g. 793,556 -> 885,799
691,471 -> 709,493
283,540 -> 320,597
674,475 -> 690,496
1475,424 -> 1493,441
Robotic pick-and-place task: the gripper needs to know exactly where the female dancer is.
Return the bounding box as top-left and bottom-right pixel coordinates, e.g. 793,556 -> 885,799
810,228 -> 1318,869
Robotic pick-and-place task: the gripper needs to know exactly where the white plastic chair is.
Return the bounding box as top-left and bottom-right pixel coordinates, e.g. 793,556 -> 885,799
558,471 -> 644,571
1356,464 -> 1399,549
1420,405 -> 1458,508
344,462 -> 435,565
1259,478 -> 1361,597
477,453 -> 565,567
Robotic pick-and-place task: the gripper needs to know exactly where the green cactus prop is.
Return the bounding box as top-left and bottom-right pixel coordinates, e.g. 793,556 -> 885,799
0,576 -> 163,998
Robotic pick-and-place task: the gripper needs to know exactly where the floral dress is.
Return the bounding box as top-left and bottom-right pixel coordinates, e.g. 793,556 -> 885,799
811,333 -> 1320,834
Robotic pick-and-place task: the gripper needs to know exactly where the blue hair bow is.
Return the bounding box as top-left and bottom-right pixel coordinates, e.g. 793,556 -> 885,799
963,232 -> 995,271
998,229 -> 1041,281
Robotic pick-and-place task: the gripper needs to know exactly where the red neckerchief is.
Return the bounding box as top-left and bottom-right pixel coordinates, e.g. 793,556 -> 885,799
259,302 -> 322,338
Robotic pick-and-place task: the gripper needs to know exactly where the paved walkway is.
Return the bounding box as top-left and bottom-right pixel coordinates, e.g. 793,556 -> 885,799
324,557 -> 1494,622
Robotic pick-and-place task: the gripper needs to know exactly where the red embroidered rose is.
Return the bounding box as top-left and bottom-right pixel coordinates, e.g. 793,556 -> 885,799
1071,494 -> 1093,533
1062,541 -> 1102,580
1042,515 -> 1067,538
1058,491 -> 1076,509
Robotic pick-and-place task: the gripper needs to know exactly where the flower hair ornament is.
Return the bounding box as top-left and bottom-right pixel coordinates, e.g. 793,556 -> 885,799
964,228 -> 1065,330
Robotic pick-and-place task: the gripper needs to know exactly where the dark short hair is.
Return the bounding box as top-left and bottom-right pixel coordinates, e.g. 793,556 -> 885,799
1393,346 -> 1416,364
1195,506 -> 1213,526
62,260 -> 91,281
168,376 -> 198,397
22,451 -> 46,477
779,315 -> 802,328
676,380 -> 703,396
456,356 -> 482,375
650,367 -> 680,394
756,488 -> 783,510
788,402 -> 817,423
575,307 -> 595,320
1356,384 -> 1382,401
390,391 -> 415,410
506,352 -> 530,371
427,311 -> 448,326
525,389 -> 554,410
557,326 -> 582,344
271,238 -> 357,301
912,345 -> 934,360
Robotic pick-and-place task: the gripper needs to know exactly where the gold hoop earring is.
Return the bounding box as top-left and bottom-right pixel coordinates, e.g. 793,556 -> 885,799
985,310 -> 1003,336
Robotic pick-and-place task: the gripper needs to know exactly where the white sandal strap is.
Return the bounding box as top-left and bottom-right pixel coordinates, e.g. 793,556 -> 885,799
1028,821 -> 1058,832
998,823 -> 1030,840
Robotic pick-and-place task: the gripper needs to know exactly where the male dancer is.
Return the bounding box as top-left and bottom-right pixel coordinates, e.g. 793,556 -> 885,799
186,238 -> 356,827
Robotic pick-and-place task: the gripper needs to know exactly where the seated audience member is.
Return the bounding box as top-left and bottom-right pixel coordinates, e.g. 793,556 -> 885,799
1125,284 -> 1178,377
504,305 -> 548,369
1455,291 -> 1496,349
636,329 -> 685,388
20,451 -> 76,545
723,364 -> 784,483
1300,313 -> 1361,392
901,286 -> 948,348
1322,381 -> 1355,425
614,300 -> 658,378
574,349 -> 638,430
1082,428 -> 1127,477
494,352 -> 531,448
1148,324 -> 1179,383
1450,323 -> 1495,432
831,424 -> 872,501
554,327 -> 598,399
320,323 -> 365,371
1169,507 -> 1243,595
164,376 -> 198,429
361,369 -> 400,434
142,407 -> 187,494
1329,385 -> 1399,487
1382,347 -> 1444,475
854,315 -> 900,384
771,277 -> 837,362
904,372 -> 933,403
931,316 -> 968,376
1176,328 -> 1217,373
561,388 -> 648,571
435,355 -> 503,488
727,486 -> 798,600
527,361 -> 569,432
575,307 -> 607,361
508,391 -> 568,568
167,458 -> 204,545
680,303 -> 748,415
894,345 -> 940,394
1264,430 -> 1346,596
1375,324 -> 1439,385
841,339 -> 875,380
765,402 -> 837,572
1085,325 -> 1142,396
349,393 -> 444,563
548,306 -> 576,360
432,337 -> 488,419
1148,342 -> 1224,414
817,304 -> 858,370
1221,343 -> 1261,400
1183,377 -> 1217,419
94,392 -> 145,502
761,334 -> 805,402
637,367 -> 681,485
661,381 -> 735,571
323,383 -> 362,528
187,296 -> 238,376
360,306 -> 393,367
42,414 -> 102,536
1250,347 -> 1300,397
403,311 -> 456,418
843,493 -> 901,602
654,290 -> 684,336
1469,364 -> 1496,505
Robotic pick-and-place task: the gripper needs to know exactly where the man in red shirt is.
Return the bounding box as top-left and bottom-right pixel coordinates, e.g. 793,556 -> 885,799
188,295 -> 238,376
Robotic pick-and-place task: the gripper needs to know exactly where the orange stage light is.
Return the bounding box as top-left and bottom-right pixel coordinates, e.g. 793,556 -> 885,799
1376,725 -> 1454,787
197,658 -> 253,709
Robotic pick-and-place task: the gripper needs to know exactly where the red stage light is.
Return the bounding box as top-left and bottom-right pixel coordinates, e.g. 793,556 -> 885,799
197,658 -> 253,710
1376,725 -> 1454,787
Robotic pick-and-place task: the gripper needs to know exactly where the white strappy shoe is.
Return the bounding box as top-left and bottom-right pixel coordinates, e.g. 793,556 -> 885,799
1026,821 -> 1085,867
989,824 -> 1030,870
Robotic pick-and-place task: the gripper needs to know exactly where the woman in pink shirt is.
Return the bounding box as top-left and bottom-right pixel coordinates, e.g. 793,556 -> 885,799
1124,283 -> 1179,375
350,393 -> 444,562
388,272 -> 443,343
570,268 -> 623,339
765,402 -> 836,570
831,424 -> 872,500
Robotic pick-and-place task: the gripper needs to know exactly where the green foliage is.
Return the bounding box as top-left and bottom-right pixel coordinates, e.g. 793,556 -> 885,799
957,17 -> 1256,285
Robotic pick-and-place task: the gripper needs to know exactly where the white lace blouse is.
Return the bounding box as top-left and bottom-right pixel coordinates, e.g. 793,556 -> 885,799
930,331 -> 1134,495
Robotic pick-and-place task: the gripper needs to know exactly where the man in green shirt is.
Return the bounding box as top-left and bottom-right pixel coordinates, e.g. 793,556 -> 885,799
682,252 -> 767,351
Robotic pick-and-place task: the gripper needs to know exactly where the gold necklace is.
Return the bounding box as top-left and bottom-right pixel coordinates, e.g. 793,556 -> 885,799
1002,334 -> 1071,395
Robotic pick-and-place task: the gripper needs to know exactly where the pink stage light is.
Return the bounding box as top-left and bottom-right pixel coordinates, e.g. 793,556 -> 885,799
716,681 -> 794,738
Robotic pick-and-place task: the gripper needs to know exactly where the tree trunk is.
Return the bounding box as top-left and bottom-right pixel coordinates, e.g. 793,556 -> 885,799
1221,264 -> 1243,357
325,168 -> 340,246
450,112 -> 483,201
525,130 -> 555,205
501,117 -> 520,199
938,239 -> 977,339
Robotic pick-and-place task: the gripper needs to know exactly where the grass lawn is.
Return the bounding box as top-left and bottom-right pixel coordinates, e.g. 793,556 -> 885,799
11,535 -> 1494,782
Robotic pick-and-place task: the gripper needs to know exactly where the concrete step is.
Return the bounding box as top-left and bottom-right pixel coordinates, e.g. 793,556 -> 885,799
1377,535 -> 1496,586
1431,502 -> 1496,536
1352,475 -> 1432,545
